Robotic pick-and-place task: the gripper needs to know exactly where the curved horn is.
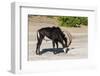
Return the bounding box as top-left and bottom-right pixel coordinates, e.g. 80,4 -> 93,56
66,31 -> 72,47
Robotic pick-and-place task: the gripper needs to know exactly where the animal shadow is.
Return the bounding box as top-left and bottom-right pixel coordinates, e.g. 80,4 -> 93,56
40,48 -> 74,55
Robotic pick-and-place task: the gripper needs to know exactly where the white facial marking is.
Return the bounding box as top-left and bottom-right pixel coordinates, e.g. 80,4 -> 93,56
63,48 -> 67,53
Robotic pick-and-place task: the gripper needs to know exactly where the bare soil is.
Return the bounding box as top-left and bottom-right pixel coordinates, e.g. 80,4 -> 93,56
28,16 -> 88,61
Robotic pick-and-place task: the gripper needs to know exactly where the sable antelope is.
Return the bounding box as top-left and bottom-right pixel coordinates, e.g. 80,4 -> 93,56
36,26 -> 72,55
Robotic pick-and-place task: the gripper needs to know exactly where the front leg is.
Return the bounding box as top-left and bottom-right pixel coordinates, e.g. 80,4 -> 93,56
55,41 -> 58,48
52,41 -> 56,54
52,41 -> 55,48
36,38 -> 43,55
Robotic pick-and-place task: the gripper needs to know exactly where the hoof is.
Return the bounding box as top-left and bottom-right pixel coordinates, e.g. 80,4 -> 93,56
36,53 -> 41,55
36,53 -> 39,55
36,51 -> 41,55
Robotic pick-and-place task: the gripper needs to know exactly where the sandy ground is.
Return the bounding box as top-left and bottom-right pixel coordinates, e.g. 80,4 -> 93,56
28,16 -> 88,61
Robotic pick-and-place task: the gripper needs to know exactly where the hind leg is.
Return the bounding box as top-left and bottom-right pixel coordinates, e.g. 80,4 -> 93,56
36,39 -> 43,55
36,33 -> 44,55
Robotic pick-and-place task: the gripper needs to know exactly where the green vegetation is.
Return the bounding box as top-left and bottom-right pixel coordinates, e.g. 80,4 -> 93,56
29,15 -> 88,27
57,16 -> 88,27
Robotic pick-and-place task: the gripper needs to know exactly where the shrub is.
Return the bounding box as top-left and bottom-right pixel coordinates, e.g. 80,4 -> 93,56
57,16 -> 88,27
